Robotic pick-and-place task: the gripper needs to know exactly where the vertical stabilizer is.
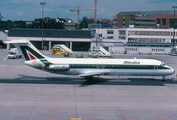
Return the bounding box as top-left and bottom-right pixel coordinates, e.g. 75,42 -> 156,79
4,39 -> 46,61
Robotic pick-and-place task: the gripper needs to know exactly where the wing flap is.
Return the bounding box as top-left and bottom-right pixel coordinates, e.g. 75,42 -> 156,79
78,71 -> 110,77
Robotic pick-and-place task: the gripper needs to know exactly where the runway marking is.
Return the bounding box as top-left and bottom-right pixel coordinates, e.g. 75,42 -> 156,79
14,116 -> 27,119
0,105 -> 177,110
3,56 -> 8,61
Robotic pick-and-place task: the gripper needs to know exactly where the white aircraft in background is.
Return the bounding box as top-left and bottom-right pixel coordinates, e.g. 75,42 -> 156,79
5,39 -> 175,80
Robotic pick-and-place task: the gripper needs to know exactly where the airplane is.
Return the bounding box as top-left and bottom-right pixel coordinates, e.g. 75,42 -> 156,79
5,39 -> 175,81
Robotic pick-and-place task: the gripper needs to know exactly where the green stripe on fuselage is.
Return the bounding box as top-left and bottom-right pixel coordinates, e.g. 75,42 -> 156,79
69,64 -> 169,70
40,59 -> 50,65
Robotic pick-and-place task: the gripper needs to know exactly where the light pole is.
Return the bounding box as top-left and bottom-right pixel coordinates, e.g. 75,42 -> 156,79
96,33 -> 98,46
40,2 -> 46,50
172,6 -> 177,47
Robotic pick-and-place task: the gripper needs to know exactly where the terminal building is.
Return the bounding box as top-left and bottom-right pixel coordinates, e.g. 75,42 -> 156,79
0,31 -> 7,48
113,10 -> 177,29
6,27 -> 177,54
92,28 -> 176,54
7,28 -> 92,51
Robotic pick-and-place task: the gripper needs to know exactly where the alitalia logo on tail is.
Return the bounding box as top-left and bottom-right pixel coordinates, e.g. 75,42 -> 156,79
20,46 -> 44,61
26,50 -> 37,60
19,46 -> 50,65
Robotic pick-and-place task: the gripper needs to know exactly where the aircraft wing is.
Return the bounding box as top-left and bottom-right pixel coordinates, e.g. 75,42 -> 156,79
78,70 -> 110,77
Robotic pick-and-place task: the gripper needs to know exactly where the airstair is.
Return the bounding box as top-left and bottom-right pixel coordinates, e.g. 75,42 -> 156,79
52,44 -> 73,55
88,46 -> 111,57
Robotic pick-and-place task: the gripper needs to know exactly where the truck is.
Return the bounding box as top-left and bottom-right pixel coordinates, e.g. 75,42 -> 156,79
8,48 -> 22,59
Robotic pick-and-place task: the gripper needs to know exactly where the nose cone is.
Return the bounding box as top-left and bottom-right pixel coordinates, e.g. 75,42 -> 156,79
166,65 -> 175,75
170,67 -> 175,75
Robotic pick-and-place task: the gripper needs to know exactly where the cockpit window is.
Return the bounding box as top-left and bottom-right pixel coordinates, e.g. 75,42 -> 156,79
160,62 -> 165,66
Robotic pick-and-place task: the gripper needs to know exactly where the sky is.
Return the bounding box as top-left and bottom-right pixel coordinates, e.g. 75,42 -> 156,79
0,0 -> 177,22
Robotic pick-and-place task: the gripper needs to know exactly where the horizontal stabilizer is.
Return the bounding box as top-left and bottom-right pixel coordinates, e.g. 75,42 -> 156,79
4,39 -> 47,61
4,40 -> 29,44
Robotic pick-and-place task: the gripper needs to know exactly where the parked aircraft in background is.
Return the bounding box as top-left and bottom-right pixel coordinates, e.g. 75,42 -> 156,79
5,39 -> 175,80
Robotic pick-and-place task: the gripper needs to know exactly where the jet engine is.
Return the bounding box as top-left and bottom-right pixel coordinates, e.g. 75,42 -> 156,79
45,64 -> 70,71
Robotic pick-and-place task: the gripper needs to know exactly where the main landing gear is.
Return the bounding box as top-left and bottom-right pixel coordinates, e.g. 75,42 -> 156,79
85,76 -> 96,83
85,76 -> 93,81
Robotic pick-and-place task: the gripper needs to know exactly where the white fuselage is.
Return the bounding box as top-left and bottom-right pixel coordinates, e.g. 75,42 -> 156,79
6,39 -> 175,79
24,57 -> 175,77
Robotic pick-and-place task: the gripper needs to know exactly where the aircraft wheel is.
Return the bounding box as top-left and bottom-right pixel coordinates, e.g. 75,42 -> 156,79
86,76 -> 94,83
162,76 -> 167,81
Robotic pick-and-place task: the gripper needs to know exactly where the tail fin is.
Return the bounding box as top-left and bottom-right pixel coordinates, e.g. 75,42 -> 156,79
4,39 -> 46,61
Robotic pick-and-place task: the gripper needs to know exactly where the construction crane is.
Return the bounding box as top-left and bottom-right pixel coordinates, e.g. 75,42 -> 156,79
70,6 -> 81,25
69,6 -> 95,29
70,0 -> 98,29
70,6 -> 91,29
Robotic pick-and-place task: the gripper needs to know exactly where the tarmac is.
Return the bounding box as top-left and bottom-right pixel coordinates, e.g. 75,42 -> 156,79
1,49 -> 177,120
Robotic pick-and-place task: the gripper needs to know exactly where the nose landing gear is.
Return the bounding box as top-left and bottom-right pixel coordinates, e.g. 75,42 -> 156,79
162,76 -> 175,81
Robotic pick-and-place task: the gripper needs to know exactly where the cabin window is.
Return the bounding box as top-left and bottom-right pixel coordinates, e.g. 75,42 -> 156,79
154,65 -> 158,69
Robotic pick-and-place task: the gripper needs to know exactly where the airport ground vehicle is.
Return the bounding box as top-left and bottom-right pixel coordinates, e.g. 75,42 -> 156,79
7,48 -> 22,59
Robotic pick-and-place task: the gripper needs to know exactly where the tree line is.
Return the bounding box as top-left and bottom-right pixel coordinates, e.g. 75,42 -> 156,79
0,16 -> 112,30
0,17 -> 65,30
